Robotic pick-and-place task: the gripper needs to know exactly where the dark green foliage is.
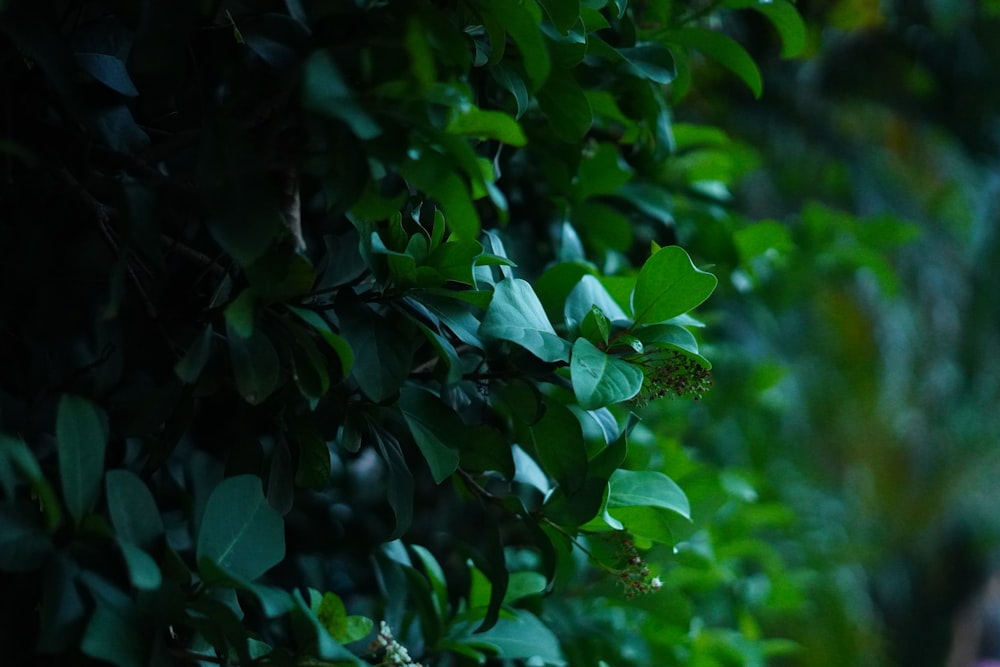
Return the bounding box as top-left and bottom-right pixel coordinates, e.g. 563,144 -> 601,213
0,0 -> 876,664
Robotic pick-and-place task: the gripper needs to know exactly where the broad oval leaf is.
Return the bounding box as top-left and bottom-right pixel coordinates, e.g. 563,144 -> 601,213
105,470 -> 164,550
570,338 -> 644,410
480,278 -> 571,363
631,246 -> 717,325
56,395 -> 108,524
197,475 -> 286,581
606,469 -> 690,520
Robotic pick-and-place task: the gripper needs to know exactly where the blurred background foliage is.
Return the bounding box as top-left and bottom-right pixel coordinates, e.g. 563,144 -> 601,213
671,0 -> 1000,664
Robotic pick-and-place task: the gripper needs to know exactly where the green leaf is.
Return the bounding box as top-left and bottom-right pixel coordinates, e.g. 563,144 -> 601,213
287,306 -> 355,377
370,426 -> 413,540
315,591 -> 374,643
631,246 -> 717,325
424,238 -> 483,286
402,151 -> 480,240
606,469 -> 690,519
227,324 -> 281,405
536,69 -> 592,141
573,142 -> 632,200
465,611 -> 566,665
339,302 -> 412,402
660,27 -> 763,98
480,278 -> 571,363
290,591 -> 365,663
0,434 -> 62,530
118,542 -> 162,590
398,387 -> 462,484
174,325 -> 214,384
617,44 -> 676,84
302,51 -> 380,139
570,338 -> 644,409
539,0 -> 580,33
197,475 -> 286,581
447,106 -> 527,146
564,274 -> 628,329
56,395 -> 108,524
530,401 -> 587,491
484,0 -> 551,88
75,53 -> 139,96
579,306 -> 611,345
81,602 -> 145,667
604,505 -> 676,544
105,470 -> 164,550
411,544 -> 450,619
727,0 -> 806,58
245,251 -> 316,302
490,64 -> 531,119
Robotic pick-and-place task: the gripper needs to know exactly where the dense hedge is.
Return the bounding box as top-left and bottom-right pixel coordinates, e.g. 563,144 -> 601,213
0,1 -> 817,665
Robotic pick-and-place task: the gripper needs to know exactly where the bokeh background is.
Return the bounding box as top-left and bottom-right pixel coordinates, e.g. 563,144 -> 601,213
670,1 -> 1000,664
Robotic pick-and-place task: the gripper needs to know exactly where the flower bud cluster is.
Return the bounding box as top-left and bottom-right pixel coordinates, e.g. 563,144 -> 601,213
370,621 -> 423,667
614,535 -> 663,599
634,350 -> 713,406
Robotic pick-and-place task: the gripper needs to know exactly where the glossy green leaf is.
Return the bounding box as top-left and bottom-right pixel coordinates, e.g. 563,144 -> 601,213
660,27 -> 763,98
605,505 -> 675,544
570,338 -> 644,409
56,395 -> 108,524
398,387 -> 462,484
448,106 -> 526,146
197,475 -> 286,581
631,246 -> 718,325
106,470 -> 164,550
424,239 -> 483,286
606,469 -> 690,519
580,306 -> 611,344
490,64 -> 531,119
564,274 -> 628,329
481,278 -> 571,362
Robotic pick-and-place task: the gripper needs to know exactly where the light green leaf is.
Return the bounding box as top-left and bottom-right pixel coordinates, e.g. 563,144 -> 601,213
447,106 -> 526,146
480,278 -> 571,363
197,475 -> 286,581
631,246 -> 717,325
315,591 -> 374,643
570,338 -> 644,409
56,395 -> 108,524
564,274 -> 628,329
607,469 -> 690,519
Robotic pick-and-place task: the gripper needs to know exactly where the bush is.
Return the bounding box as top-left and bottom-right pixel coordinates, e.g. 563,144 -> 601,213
0,0 -> 814,665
